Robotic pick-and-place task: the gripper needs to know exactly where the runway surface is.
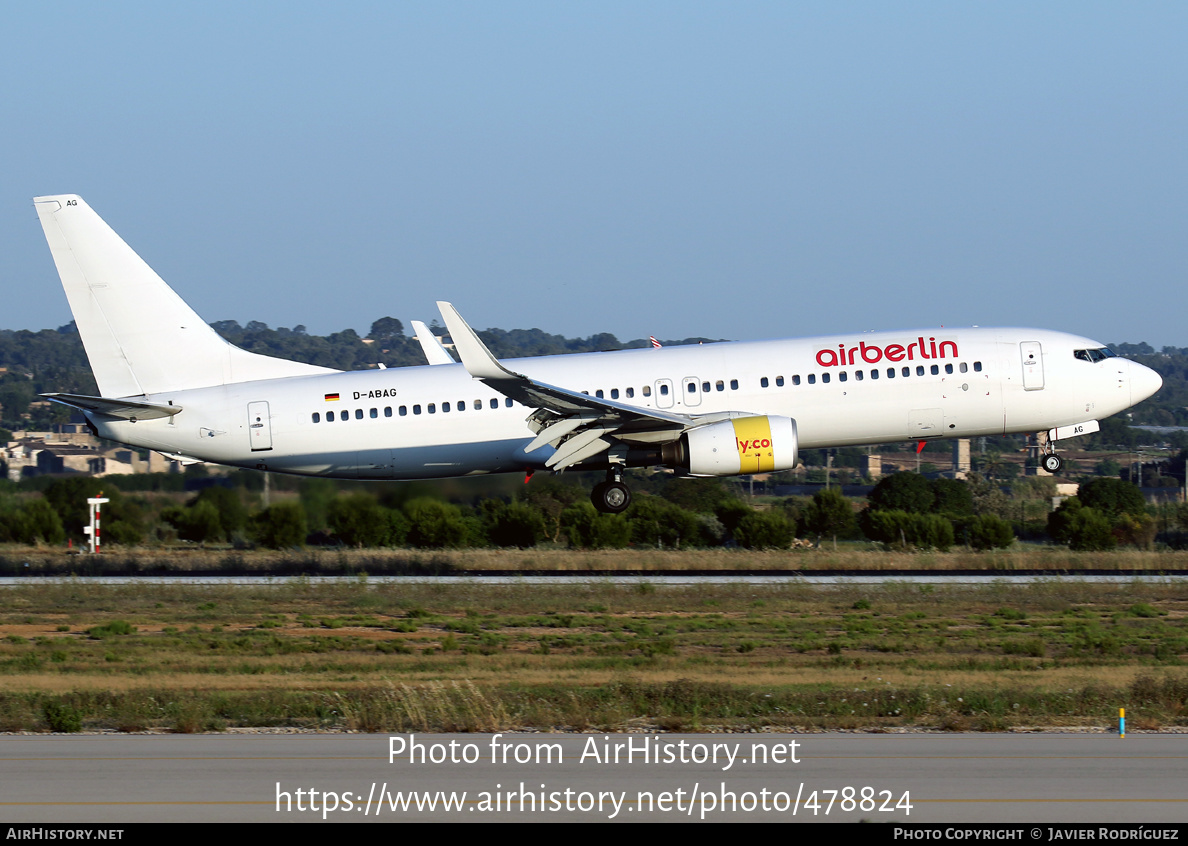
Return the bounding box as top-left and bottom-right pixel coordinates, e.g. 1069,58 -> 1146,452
1,731 -> 1185,823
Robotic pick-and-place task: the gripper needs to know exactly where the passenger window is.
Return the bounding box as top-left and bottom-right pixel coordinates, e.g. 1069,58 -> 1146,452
959,362 -> 968,373
370,408 -> 378,418
489,399 -> 498,409
856,370 -> 864,381
687,382 -> 696,393
730,379 -> 739,390
505,398 -> 513,407
715,380 -> 724,392
399,406 -> 407,416
887,368 -> 895,378
761,377 -> 769,388
596,390 -> 604,398
776,376 -> 784,387
626,387 -> 634,398
611,389 -> 619,399
902,367 -> 910,377
413,405 -> 422,415
327,411 -> 335,421
341,410 -> 349,422
808,374 -> 816,384
916,366 -> 925,376
930,365 -> 939,375
702,381 -> 710,392
457,401 -> 465,411
945,364 -> 953,374
822,373 -> 831,384
792,375 -> 801,386
312,412 -> 320,423
384,407 -> 392,417
870,369 -> 878,380
974,361 -> 982,372
428,404 -> 436,414
660,384 -> 669,396
643,385 -> 652,397
839,371 -> 848,382
443,402 -> 450,412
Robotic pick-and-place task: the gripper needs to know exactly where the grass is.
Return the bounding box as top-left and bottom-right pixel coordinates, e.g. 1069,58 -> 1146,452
3,544 -> 1188,575
0,577 -> 1186,732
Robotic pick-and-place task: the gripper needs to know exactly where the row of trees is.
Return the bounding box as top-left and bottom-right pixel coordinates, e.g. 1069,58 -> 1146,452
0,471 -> 1170,552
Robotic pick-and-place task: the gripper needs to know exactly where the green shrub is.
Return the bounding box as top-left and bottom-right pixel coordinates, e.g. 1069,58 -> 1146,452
43,701 -> 82,733
481,500 -> 547,548
329,494 -> 406,547
87,620 -> 137,638
734,510 -> 795,549
969,514 -> 1014,550
559,502 -> 630,549
250,502 -> 308,549
403,499 -> 469,548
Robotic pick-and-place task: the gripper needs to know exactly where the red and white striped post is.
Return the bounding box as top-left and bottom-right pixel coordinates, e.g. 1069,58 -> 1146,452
86,496 -> 109,554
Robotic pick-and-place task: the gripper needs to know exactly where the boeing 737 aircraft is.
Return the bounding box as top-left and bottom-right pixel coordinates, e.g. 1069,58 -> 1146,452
33,195 -> 1163,513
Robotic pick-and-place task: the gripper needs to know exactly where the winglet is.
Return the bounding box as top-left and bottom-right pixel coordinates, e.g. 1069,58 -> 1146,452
436,302 -> 524,381
410,320 -> 456,366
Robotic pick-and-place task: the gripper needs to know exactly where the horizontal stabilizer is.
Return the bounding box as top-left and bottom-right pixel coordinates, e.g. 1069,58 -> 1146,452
41,392 -> 182,421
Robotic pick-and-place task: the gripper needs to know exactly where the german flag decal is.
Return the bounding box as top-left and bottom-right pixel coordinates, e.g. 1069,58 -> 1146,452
324,393 -> 340,402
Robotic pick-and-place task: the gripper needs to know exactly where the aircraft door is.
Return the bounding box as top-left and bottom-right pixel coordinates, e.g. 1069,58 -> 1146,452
681,377 -> 701,408
1020,342 -> 1044,391
655,379 -> 674,409
248,401 -> 273,451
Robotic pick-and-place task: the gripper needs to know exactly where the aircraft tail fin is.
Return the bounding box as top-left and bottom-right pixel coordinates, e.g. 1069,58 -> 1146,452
33,195 -> 336,397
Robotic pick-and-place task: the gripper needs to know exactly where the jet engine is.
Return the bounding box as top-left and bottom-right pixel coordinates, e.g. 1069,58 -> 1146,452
661,415 -> 798,477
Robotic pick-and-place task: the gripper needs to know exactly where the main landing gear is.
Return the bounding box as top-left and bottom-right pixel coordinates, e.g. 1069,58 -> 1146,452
591,467 -> 632,514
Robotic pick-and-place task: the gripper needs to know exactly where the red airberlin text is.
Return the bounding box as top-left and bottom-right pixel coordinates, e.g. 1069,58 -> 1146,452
815,337 -> 958,368
737,438 -> 772,452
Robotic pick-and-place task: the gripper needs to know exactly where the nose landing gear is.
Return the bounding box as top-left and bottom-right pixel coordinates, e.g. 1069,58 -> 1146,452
1040,453 -> 1064,474
591,467 -> 632,514
1035,431 -> 1063,474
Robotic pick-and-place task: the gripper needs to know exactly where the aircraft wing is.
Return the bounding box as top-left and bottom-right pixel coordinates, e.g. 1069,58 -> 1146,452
410,320 -> 456,365
437,302 -> 738,470
41,392 -> 182,421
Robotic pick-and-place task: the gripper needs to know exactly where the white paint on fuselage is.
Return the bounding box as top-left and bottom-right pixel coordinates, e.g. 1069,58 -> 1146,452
90,326 -> 1154,481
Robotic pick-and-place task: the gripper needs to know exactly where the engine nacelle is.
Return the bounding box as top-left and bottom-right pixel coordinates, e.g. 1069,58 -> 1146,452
663,415 -> 799,477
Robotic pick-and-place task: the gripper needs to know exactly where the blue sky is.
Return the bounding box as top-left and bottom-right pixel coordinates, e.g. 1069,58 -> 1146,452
3,2 -> 1186,346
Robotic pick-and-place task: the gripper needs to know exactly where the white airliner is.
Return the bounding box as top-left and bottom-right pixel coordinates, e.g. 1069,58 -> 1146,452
33,195 -> 1162,513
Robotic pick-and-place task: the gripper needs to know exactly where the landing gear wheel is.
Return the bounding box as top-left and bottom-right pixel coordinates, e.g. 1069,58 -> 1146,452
1041,454 -> 1063,474
591,481 -> 632,514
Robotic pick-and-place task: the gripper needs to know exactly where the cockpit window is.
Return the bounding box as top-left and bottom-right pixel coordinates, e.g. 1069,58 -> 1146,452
1074,348 -> 1117,363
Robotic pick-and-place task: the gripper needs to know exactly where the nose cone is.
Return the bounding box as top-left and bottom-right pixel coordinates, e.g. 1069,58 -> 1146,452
1129,360 -> 1163,405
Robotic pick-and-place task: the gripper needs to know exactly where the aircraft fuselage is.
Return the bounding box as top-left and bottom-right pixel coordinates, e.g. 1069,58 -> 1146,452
91,326 -> 1153,480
